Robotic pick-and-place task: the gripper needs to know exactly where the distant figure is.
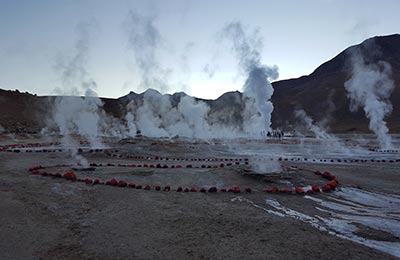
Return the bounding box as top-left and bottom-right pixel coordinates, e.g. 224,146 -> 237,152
268,130 -> 284,140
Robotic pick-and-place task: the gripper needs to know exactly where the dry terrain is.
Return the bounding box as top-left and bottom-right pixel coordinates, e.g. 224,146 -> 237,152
0,135 -> 399,260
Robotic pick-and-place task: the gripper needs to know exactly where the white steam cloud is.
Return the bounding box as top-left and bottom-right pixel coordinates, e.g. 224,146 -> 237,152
49,21 -> 121,165
344,45 -> 395,149
295,109 -> 350,153
53,96 -> 104,148
124,10 -> 170,93
295,109 -> 335,139
250,158 -> 282,174
125,90 -> 216,139
54,21 -> 99,97
122,21 -> 280,140
221,22 -> 279,136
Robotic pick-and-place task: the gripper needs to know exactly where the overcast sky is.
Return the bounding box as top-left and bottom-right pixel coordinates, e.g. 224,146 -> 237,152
0,0 -> 399,99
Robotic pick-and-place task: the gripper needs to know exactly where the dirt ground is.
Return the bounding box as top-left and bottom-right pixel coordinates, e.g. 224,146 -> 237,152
0,136 -> 399,260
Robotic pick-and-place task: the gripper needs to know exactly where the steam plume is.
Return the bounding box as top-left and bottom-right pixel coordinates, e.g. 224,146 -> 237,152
221,22 -> 278,136
295,109 -> 350,153
124,10 -> 170,92
50,21 -> 107,165
54,21 -> 98,96
295,109 -> 334,139
344,44 -> 395,149
126,90 -> 215,139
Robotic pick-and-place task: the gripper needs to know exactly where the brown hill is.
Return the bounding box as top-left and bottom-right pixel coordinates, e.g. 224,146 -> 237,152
0,89 -> 50,132
271,34 -> 400,133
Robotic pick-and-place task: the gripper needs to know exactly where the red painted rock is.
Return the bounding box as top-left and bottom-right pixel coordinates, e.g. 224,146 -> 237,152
219,163 -> 225,168
94,179 -> 100,185
85,178 -> 93,184
244,187 -> 252,193
231,186 -> 240,193
322,184 -> 331,192
128,183 -> 136,188
328,180 -> 338,189
306,189 -> 314,194
176,186 -> 183,192
220,188 -> 227,192
312,185 -> 320,192
107,178 -> 118,186
136,184 -> 142,189
186,164 -> 193,168
190,187 -> 197,192
208,186 -> 217,193
184,188 -> 190,192
279,188 -> 290,194
63,171 -> 77,181
295,187 -> 305,194
155,185 -> 161,191
164,185 -> 171,191
118,180 -> 127,187
265,187 -> 273,193
314,171 -> 322,175
322,172 -> 335,180
200,187 -> 206,193
144,185 -> 151,190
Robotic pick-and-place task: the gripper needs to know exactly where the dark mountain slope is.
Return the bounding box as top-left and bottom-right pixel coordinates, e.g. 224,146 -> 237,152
271,34 -> 400,132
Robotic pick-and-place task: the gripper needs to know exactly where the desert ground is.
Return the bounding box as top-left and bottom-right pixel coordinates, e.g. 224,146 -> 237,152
0,134 -> 399,260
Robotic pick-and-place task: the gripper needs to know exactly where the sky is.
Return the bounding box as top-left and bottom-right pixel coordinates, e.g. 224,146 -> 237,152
0,0 -> 399,99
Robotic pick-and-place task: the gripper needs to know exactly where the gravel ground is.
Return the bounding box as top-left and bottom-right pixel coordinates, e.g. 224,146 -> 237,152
0,136 -> 399,260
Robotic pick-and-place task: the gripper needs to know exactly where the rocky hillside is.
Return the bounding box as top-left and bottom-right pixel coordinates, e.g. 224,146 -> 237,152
271,34 -> 400,133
